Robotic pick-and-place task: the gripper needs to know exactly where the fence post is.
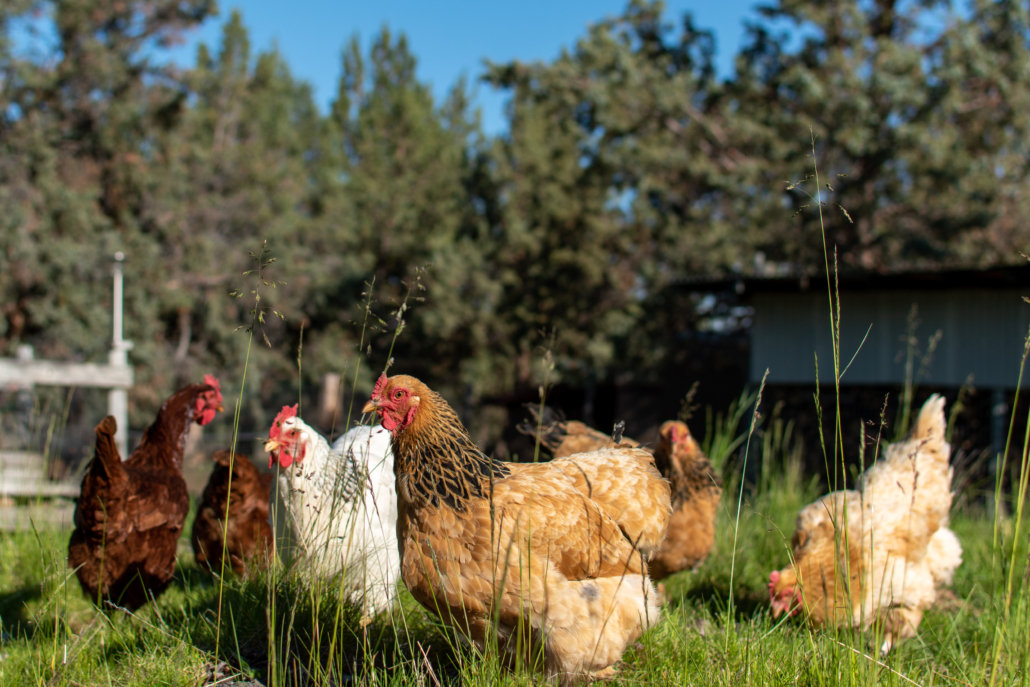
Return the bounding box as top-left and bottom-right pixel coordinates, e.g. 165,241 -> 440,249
108,252 -> 134,458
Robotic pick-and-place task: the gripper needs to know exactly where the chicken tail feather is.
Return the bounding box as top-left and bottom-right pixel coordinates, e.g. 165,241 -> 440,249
515,403 -> 567,451
912,394 -> 946,443
93,416 -> 124,477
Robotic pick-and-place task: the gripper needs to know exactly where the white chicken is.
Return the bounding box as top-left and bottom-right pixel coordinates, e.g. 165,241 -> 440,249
264,404 -> 400,615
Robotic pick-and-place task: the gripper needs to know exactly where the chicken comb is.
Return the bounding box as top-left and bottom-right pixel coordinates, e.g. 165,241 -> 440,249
194,374 -> 225,426
371,374 -> 388,401
269,404 -> 298,441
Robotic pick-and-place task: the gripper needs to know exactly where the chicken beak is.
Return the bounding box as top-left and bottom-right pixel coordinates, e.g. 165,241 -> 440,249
264,439 -> 279,453
216,405 -> 224,412
362,400 -> 378,414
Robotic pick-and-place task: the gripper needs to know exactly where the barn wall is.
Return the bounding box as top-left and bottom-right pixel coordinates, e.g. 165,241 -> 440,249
750,288 -> 1030,388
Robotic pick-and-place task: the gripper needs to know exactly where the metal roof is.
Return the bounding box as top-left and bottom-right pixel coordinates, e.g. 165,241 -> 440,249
675,263 -> 1030,294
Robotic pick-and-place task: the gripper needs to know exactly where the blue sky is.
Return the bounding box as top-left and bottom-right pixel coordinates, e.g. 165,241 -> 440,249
164,0 -> 762,134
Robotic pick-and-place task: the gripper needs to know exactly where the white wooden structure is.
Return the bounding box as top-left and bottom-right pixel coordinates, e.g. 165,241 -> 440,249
0,451 -> 78,498
688,264 -> 1030,456
0,252 -> 134,458
749,286 -> 1030,389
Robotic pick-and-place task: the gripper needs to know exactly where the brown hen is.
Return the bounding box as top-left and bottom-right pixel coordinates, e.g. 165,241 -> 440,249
191,450 -> 273,576
68,377 -> 223,610
364,375 -> 670,684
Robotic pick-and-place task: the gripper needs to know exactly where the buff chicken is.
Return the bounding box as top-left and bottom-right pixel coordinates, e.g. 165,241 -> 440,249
519,409 -> 721,580
768,394 -> 963,652
518,405 -> 643,457
363,374 -> 671,683
647,420 -> 722,579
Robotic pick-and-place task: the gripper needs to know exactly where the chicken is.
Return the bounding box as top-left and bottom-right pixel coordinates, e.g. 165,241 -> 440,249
264,405 -> 399,615
768,394 -> 963,652
191,449 -> 273,576
517,404 -> 643,458
68,376 -> 224,610
363,374 -> 671,683
520,411 -> 721,581
647,421 -> 722,580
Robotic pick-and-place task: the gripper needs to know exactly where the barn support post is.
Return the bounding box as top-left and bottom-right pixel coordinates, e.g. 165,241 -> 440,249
989,388 -> 1008,519
107,252 -> 134,458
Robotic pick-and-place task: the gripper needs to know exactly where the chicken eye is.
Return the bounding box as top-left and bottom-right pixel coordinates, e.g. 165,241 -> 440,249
394,391 -> 403,399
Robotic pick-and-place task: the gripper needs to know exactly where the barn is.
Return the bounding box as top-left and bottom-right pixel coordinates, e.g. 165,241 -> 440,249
744,265 -> 1030,394
724,263 -> 1030,480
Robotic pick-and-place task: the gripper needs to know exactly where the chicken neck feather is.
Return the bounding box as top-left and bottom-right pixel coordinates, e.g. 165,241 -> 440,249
390,384 -> 510,510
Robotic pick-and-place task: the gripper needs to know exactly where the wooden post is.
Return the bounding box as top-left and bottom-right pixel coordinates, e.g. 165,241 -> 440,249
317,373 -> 342,431
989,387 -> 1008,520
108,252 -> 134,457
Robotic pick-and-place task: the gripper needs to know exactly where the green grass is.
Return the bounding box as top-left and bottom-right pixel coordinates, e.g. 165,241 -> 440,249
0,456 -> 1017,686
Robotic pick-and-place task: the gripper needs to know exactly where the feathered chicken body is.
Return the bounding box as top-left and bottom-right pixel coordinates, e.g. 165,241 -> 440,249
517,405 -> 643,459
520,410 -> 721,581
769,395 -> 963,651
264,406 -> 399,614
648,421 -> 722,579
365,375 -> 671,683
68,376 -> 224,610
191,450 -> 273,576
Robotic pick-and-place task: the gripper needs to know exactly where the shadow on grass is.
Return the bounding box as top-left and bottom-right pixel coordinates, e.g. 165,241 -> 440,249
161,562 -> 463,684
0,584 -> 42,638
666,576 -> 771,621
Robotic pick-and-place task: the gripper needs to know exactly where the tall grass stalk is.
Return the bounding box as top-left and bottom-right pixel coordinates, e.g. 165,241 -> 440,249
217,240 -> 285,661
987,326 -> 1030,686
726,368 -> 768,632
787,130 -> 868,666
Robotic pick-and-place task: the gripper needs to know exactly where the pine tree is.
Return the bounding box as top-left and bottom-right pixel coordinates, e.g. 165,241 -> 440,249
482,1 -> 732,388
0,0 -> 214,421
309,29 -> 489,401
729,0 -> 1030,270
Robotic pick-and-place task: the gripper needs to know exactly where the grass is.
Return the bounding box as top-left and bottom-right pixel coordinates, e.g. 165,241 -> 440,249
0,449 -> 1009,686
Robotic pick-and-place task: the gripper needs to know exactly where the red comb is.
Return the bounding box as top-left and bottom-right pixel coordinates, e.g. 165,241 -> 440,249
194,374 -> 224,426
269,404 -> 298,440
371,374 -> 388,400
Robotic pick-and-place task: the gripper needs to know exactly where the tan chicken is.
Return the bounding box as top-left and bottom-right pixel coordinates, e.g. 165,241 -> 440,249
768,395 -> 963,652
647,421 -> 722,580
517,405 -> 642,458
520,411 -> 721,581
364,375 -> 671,683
